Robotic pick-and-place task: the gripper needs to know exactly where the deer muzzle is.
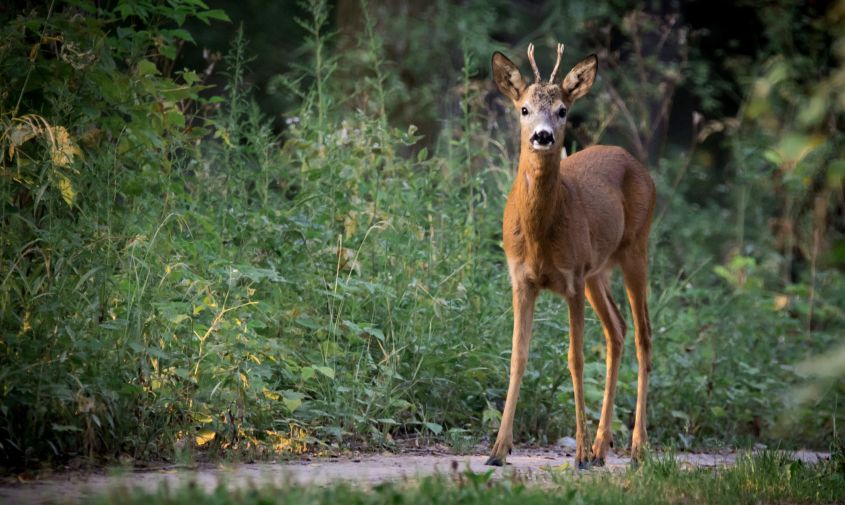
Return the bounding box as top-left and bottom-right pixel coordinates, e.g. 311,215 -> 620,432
530,128 -> 555,150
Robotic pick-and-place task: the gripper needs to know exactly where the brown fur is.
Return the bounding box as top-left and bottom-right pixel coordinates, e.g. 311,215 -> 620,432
487,47 -> 656,469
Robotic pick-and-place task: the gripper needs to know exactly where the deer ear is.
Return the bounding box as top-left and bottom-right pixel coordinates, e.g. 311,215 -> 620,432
492,52 -> 527,102
561,54 -> 598,102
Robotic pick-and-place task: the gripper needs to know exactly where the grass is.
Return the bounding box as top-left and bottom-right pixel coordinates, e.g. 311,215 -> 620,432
84,452 -> 845,505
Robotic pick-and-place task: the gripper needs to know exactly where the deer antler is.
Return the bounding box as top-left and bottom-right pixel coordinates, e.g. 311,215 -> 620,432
548,43 -> 565,83
526,43 -> 542,83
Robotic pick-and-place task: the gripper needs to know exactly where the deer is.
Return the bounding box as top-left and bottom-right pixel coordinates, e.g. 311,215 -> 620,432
485,43 -> 655,469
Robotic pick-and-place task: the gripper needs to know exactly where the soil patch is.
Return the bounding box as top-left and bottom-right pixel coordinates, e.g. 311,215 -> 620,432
0,448 -> 827,504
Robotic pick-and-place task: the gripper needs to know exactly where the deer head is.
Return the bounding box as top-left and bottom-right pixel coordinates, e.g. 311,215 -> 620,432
492,43 -> 598,156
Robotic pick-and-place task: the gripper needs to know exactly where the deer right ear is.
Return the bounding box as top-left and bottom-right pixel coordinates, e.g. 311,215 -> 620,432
492,52 -> 527,102
561,54 -> 598,102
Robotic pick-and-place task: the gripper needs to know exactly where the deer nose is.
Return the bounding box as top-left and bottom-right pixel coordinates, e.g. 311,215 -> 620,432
531,129 -> 554,146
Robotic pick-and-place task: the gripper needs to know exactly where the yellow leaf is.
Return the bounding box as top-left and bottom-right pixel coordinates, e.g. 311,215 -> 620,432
20,310 -> 32,334
49,126 -> 81,167
194,413 -> 213,423
57,174 -> 76,207
195,430 -> 216,447
262,389 -> 280,401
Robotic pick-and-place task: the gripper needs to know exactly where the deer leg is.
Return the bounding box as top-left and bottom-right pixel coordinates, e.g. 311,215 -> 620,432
621,250 -> 652,463
585,273 -> 626,467
486,280 -> 538,466
566,283 -> 593,469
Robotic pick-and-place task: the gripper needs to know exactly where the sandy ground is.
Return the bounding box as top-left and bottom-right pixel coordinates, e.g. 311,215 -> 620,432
0,448 -> 828,505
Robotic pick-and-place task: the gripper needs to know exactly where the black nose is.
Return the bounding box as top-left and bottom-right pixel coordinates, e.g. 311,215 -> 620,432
531,130 -> 554,145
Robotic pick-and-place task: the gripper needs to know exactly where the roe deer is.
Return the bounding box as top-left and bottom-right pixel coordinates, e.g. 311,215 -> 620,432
485,43 -> 655,469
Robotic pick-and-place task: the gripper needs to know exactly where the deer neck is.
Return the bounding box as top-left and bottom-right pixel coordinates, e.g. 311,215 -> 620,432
515,149 -> 563,238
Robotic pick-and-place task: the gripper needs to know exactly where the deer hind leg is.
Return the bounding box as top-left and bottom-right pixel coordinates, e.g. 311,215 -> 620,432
566,282 -> 593,469
486,279 -> 538,466
620,248 -> 652,463
585,272 -> 626,467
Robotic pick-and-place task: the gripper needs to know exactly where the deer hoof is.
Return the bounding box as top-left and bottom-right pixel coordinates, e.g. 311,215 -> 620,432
576,459 -> 591,470
631,444 -> 647,467
485,455 -> 505,467
591,457 -> 605,467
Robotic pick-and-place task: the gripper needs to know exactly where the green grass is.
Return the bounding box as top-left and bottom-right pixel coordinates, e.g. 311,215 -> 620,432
86,453 -> 845,505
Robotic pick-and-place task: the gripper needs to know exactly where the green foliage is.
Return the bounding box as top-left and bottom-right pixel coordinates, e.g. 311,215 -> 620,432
0,0 -> 237,466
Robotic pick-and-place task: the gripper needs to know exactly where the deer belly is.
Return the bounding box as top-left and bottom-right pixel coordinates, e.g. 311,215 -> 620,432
508,260 -> 576,297
546,268 -> 576,297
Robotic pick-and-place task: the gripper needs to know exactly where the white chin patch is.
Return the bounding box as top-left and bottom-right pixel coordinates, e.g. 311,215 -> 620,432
531,142 -> 552,151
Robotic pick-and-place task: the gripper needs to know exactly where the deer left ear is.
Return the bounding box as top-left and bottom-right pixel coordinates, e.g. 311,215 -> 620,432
492,52 -> 528,102
561,54 -> 598,102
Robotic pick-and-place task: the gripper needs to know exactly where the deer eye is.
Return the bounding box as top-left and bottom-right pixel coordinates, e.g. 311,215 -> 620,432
558,107 -> 567,118
521,107 -> 528,116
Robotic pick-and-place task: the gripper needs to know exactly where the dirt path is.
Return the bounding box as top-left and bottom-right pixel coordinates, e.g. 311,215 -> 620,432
0,448 -> 828,505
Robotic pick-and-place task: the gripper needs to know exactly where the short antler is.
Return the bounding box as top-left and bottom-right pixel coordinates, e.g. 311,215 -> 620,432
526,43 -> 542,83
548,43 -> 565,83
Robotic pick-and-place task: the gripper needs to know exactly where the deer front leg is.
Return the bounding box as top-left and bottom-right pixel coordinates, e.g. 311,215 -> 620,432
486,279 -> 537,466
567,284 -> 593,469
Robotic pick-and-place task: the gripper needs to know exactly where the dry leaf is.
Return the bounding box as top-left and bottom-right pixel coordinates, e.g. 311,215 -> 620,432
50,126 -> 81,167
9,123 -> 38,146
